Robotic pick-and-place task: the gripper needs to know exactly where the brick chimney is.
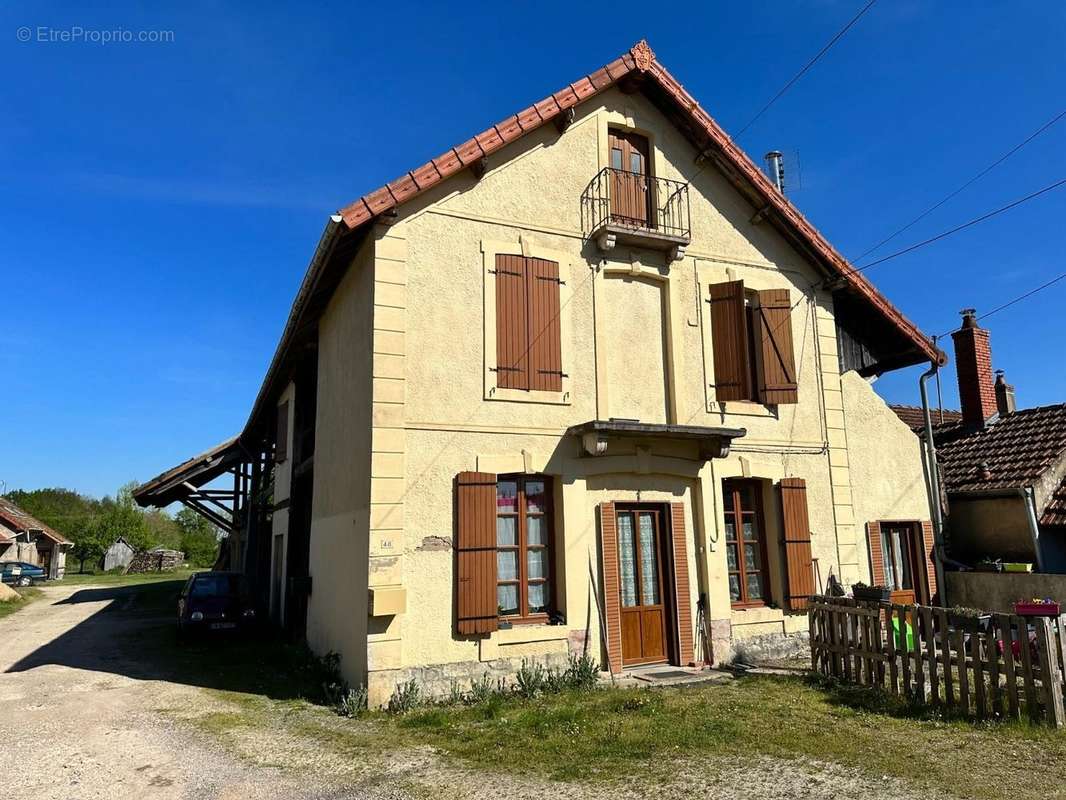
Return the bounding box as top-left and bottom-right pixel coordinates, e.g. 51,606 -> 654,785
995,369 -> 1016,416
951,309 -> 998,428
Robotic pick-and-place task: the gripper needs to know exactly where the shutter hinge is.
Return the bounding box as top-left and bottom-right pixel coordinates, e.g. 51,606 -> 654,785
537,369 -> 569,378
489,269 -> 524,276
490,366 -> 522,373
535,275 -> 566,285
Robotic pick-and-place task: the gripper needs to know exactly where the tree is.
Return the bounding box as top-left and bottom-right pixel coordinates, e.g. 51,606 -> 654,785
95,482 -> 151,553
174,507 -> 221,567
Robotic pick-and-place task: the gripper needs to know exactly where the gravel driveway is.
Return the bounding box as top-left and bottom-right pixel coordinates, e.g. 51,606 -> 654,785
0,581 -> 402,800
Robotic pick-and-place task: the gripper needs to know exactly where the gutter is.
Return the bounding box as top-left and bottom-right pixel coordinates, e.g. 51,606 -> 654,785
919,362 -> 948,603
1022,486 -> 1045,572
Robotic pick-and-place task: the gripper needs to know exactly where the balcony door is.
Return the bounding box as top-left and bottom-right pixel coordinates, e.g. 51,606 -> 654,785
609,129 -> 653,230
617,506 -> 668,666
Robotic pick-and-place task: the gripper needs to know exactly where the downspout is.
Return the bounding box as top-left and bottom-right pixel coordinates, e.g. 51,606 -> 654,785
919,362 -> 948,603
1021,486 -> 1045,573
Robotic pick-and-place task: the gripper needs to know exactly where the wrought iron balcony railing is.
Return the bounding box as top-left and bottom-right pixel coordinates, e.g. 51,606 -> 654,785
581,167 -> 691,259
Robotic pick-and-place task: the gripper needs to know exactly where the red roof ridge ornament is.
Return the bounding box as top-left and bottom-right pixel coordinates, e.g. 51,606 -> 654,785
630,39 -> 655,71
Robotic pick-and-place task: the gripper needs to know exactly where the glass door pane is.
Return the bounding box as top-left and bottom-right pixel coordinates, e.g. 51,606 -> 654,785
638,513 -> 659,605
617,513 -> 638,608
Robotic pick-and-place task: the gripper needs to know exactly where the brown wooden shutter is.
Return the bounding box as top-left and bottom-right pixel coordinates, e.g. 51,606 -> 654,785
755,289 -> 798,405
708,280 -> 749,402
455,471 -> 498,635
779,478 -> 815,610
669,503 -> 695,666
528,258 -> 563,392
920,520 -> 938,603
494,254 -> 528,390
598,502 -> 623,674
275,400 -> 289,463
866,521 -> 886,586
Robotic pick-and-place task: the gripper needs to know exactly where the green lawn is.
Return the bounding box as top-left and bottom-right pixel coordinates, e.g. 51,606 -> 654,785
186,670 -> 1066,800
58,568 -> 197,587
0,586 -> 43,620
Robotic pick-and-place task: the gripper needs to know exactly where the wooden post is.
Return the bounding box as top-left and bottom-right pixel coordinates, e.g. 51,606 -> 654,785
912,606 -> 925,702
997,613 -> 1020,721
937,608 -> 954,710
954,628 -> 969,716
886,604 -> 899,696
921,607 -> 939,706
873,610 -> 885,688
1018,616 -> 1038,722
1036,618 -> 1065,727
1056,615 -> 1066,685
988,625 -> 1002,718
900,605 -> 912,699
809,605 -> 819,675
972,632 -> 987,719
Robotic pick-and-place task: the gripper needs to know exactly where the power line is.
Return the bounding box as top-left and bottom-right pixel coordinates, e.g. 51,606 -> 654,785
831,177 -> 1066,280
853,109 -> 1066,263
935,270 -> 1066,338
736,0 -> 878,137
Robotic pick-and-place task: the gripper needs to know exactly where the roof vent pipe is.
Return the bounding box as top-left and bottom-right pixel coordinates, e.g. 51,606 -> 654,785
764,151 -> 785,194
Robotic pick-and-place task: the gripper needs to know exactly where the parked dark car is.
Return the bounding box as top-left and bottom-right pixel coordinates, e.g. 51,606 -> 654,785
1,561 -> 46,586
177,571 -> 257,638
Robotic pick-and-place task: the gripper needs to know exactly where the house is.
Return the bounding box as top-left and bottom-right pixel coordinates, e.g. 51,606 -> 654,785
135,41 -> 944,705
0,497 -> 72,579
102,537 -> 136,572
892,310 -> 1066,573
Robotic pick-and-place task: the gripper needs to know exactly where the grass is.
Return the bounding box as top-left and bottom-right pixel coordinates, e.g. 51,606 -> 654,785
58,567 -> 198,587
0,586 -> 43,620
186,672 -> 1066,800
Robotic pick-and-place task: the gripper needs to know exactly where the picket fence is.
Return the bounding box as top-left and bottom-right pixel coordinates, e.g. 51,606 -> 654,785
808,596 -> 1066,727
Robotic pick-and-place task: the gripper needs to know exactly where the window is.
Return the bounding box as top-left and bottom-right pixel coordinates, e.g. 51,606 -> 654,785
723,480 -> 768,606
708,282 -> 798,405
880,524 -> 916,592
494,254 -> 563,393
495,475 -> 553,621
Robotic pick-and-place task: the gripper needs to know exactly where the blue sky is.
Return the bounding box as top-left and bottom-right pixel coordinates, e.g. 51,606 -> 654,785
2,2 -> 1064,499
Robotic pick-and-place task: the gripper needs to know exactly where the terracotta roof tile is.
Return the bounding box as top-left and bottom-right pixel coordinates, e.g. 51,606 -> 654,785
1042,477 -> 1066,527
889,404 -> 964,434
936,404 -> 1066,493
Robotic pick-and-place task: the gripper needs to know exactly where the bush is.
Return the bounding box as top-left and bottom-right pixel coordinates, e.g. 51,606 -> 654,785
335,686 -> 369,718
387,679 -> 423,714
562,653 -> 600,691
515,658 -> 547,698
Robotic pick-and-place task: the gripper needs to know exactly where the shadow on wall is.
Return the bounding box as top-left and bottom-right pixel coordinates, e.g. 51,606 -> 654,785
5,582 -> 331,704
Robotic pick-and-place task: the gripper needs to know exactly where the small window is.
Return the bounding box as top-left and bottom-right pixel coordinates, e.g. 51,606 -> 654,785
496,475 -> 553,621
723,479 -> 768,607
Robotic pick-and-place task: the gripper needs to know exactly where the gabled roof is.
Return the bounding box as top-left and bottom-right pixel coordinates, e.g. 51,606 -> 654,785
0,497 -> 72,545
889,404 -> 964,436
240,39 -> 945,439
935,404 -> 1066,495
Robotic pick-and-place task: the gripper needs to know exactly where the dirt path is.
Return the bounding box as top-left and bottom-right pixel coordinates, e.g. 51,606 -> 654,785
0,582 -> 941,800
0,582 -> 404,800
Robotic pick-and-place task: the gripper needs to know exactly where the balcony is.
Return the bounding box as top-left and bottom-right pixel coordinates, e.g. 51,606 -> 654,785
581,167 -> 691,261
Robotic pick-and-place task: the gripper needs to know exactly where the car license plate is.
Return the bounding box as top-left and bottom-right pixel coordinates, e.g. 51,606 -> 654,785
210,622 -> 237,630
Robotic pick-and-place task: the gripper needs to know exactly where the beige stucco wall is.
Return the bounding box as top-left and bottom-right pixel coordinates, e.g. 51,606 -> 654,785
306,238 -> 375,690
301,84 -> 931,700
841,370 -> 934,576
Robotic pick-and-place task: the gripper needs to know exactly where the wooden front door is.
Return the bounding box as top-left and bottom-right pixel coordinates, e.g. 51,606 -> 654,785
880,523 -> 926,605
39,547 -> 52,577
608,130 -> 653,229
617,507 -> 668,666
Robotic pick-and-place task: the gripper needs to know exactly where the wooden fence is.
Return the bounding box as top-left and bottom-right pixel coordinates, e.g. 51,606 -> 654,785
808,596 -> 1066,727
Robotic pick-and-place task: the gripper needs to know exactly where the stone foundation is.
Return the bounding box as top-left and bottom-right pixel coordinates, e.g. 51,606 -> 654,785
367,650 -> 574,708
727,630 -> 810,664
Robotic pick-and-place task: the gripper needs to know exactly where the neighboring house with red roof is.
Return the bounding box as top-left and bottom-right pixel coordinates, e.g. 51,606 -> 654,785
0,497 -> 72,579
892,311 -> 1066,572
136,40 -> 945,705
